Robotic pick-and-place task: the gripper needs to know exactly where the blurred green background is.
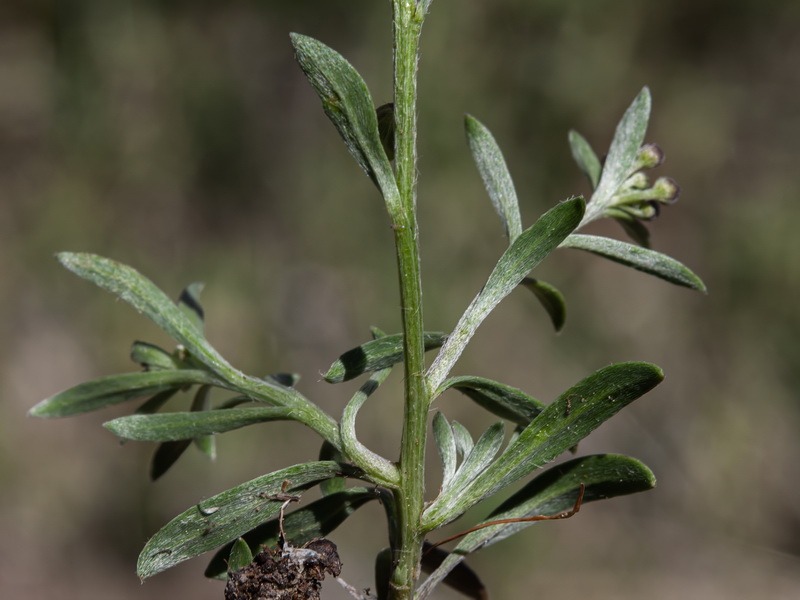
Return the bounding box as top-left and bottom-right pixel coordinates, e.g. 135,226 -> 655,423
3,0 -> 799,598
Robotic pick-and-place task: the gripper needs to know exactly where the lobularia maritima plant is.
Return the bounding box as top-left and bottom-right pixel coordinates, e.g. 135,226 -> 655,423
30,3 -> 705,600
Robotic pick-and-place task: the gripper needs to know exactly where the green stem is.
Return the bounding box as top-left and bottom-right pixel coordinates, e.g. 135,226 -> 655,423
389,3 -> 427,600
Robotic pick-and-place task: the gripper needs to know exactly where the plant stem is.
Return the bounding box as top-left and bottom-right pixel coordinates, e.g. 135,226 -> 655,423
389,3 -> 427,600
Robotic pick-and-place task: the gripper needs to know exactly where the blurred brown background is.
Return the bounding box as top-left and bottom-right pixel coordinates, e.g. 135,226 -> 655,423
3,0 -> 799,598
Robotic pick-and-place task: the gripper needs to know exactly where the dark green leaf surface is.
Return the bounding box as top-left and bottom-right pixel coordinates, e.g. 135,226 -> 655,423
136,388 -> 179,415
227,538 -> 254,573
290,34 -> 400,211
417,455 -> 655,599
465,114 -> 523,243
204,487 -> 378,579
420,543 -> 488,600
191,385 -> 215,459
138,461 -> 348,578
29,370 -> 216,418
438,376 -> 545,427
130,341 -> 180,371
105,407 -> 296,441
178,282 -> 206,334
423,362 -> 663,528
520,277 -> 567,332
568,129 -> 602,189
324,331 -> 446,383
318,441 -> 348,495
426,197 -> 585,393
150,439 -> 192,481
562,234 -> 707,291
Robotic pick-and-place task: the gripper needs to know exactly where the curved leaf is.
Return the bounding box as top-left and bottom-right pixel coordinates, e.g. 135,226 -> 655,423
433,413 -> 457,489
520,277 -> 567,332
568,129 -> 601,189
178,282 -> 205,334
150,439 -> 192,481
561,234 -> 706,291
465,114 -> 522,243
138,461 -> 351,578
29,370 -> 216,418
324,331 -> 446,383
191,385 -> 215,459
104,407 -> 296,442
438,376 -> 545,427
420,543 -> 488,600
290,33 -> 400,211
130,341 -> 180,371
426,197 -> 585,393
418,454 -> 655,599
204,487 -> 379,579
423,362 -> 663,529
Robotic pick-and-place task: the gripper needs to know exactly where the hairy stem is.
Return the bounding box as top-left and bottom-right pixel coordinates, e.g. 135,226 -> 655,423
389,3 -> 427,600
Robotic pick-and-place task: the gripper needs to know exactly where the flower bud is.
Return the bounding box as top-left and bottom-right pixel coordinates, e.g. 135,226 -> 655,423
652,176 -> 680,203
622,171 -> 649,190
634,143 -> 665,170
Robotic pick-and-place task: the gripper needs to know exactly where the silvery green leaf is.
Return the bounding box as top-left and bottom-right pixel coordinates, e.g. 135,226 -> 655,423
290,34 -> 400,212
137,461 -> 350,578
130,341 -> 180,371
465,114 -> 523,243
561,234 -> 706,291
204,487 -> 378,579
323,331 -> 446,383
340,368 -> 399,486
29,369 -> 216,418
568,129 -> 602,189
426,197 -> 584,393
178,282 -> 205,334
227,538 -> 253,573
519,277 -> 567,332
104,406 -> 295,442
423,362 -> 663,528
451,421 -> 473,462
437,376 -> 545,427
417,455 -> 655,600
590,88 -> 651,216
432,412 -> 457,488
429,422 -> 504,515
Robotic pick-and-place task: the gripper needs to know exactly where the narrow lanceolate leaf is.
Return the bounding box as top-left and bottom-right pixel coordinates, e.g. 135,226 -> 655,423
520,277 -> 567,332
417,455 -> 655,600
227,538 -> 254,573
433,413 -> 457,489
150,439 -> 191,481
420,544 -> 488,600
568,130 -> 602,189
561,234 -> 707,291
426,197 -> 585,394
130,341 -> 180,371
178,282 -> 206,334
324,332 -> 446,383
465,114 -> 523,243
137,461 -> 349,579
191,385 -> 215,459
422,362 -> 663,529
204,487 -> 379,579
104,407 -> 295,442
29,370 -> 216,418
429,422 -> 505,515
437,376 -> 545,427
318,441 -> 348,496
451,421 -> 474,462
340,368 -> 400,486
290,33 -> 400,211
589,87 -> 651,217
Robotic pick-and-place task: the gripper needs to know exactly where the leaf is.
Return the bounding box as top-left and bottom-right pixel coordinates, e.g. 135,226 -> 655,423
519,277 -> 567,332
420,544 -> 489,600
136,388 -> 180,415
433,413 -> 457,489
417,455 -> 655,599
130,341 -> 180,371
341,368 -> 399,486
104,407 -> 296,441
323,331 -> 446,383
204,487 -> 378,579
591,87 -> 651,211
437,376 -> 545,427
561,234 -> 707,291
290,33 -> 400,211
150,439 -> 192,481
568,130 -> 602,189
429,422 -> 505,514
422,362 -> 663,529
227,538 -> 253,573
138,461 -> 350,578
426,197 -> 585,393
318,441 -> 348,495
451,421 -> 474,462
191,385 -> 215,460
465,114 -> 523,243
178,282 -> 206,334
29,370 -> 216,418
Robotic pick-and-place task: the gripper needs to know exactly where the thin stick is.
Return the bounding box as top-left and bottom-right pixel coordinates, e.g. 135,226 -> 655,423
427,483 -> 585,551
